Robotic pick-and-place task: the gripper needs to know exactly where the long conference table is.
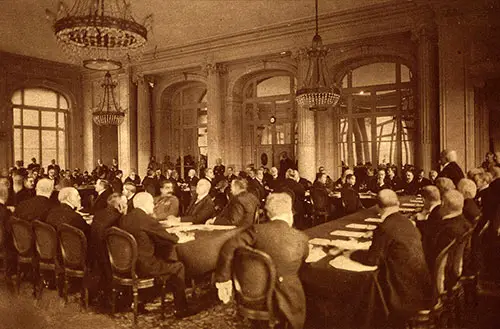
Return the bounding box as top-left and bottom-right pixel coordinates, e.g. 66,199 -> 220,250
168,195 -> 423,328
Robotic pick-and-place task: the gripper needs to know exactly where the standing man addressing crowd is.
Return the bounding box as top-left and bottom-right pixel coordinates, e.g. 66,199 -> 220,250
215,193 -> 309,329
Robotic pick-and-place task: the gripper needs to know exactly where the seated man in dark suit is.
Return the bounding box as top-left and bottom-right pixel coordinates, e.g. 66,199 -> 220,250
368,169 -> 391,194
153,181 -> 180,220
122,182 -> 137,212
352,189 -> 431,326
215,193 -> 309,329
421,189 -> 471,277
415,169 -> 432,193
278,169 -> 306,229
166,179 -> 215,225
402,170 -> 419,195
92,179 -> 112,214
15,175 -> 36,204
119,192 -> 196,318
14,178 -> 56,222
456,178 -> 481,224
438,149 -> 465,186
340,174 -> 363,215
212,177 -> 260,227
46,187 -> 90,239
111,170 -> 124,194
311,173 -> 332,215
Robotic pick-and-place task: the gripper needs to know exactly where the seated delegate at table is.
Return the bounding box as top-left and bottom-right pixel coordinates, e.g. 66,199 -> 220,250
401,170 -> 419,195
414,169 -> 432,193
167,179 -> 215,225
119,192 -> 196,318
122,182 -> 137,212
340,174 -> 364,215
311,173 -> 332,214
153,180 -> 180,220
420,189 -> 471,278
351,189 -> 431,326
368,169 -> 390,194
46,187 -> 91,239
213,177 -> 259,227
215,193 -> 309,329
456,178 -> 481,224
14,178 -> 56,222
386,166 -> 403,192
92,179 -> 112,214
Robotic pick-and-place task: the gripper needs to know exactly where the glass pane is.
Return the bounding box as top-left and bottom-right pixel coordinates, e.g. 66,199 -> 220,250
401,89 -> 415,112
197,127 -> 207,147
12,90 -> 22,105
377,141 -> 397,165
275,123 -> 292,145
13,108 -> 21,125
352,117 -> 372,143
352,63 -> 396,87
376,116 -> 396,142
198,113 -> 207,125
352,142 -> 371,166
182,87 -> 206,105
275,100 -> 292,119
257,102 -> 272,121
352,92 -> 371,114
41,111 -> 56,127
340,118 -> 348,143
23,129 -> 40,164
402,116 -> 415,141
23,109 -> 39,126
59,95 -> 69,109
14,129 -> 21,160
402,140 -> 414,166
259,126 -> 272,145
58,131 -> 66,169
199,146 -> 207,156
58,112 -> 65,128
401,64 -> 411,83
256,76 -> 291,97
24,88 -> 57,108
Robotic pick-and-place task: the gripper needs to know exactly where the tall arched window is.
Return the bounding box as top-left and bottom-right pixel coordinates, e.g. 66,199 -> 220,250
242,73 -> 297,167
12,88 -> 69,169
169,82 -> 207,177
338,62 -> 415,169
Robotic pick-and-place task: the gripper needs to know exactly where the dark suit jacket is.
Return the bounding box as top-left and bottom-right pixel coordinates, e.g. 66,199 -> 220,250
15,188 -> 36,204
310,182 -> 330,212
463,198 -> 481,224
352,212 -> 431,318
279,179 -> 306,218
248,178 -> 266,202
402,179 -> 419,195
386,176 -> 404,192
416,178 -> 432,192
215,220 -> 309,329
340,185 -> 363,215
368,181 -> 390,194
92,189 -> 112,214
46,203 -> 91,239
124,175 -> 141,186
142,176 -> 159,196
181,194 -> 216,224
14,195 -> 57,222
438,162 -> 465,186
119,208 -> 179,277
214,191 -> 260,227
111,177 -> 123,194
127,194 -> 136,212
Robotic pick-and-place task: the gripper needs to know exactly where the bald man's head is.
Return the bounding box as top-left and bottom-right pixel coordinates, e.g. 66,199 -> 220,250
196,179 -> 211,196
36,178 -> 54,198
435,177 -> 455,195
133,192 -> 154,215
441,149 -> 458,163
377,189 -> 400,209
441,189 -> 464,215
58,187 -> 81,209
265,193 -> 294,226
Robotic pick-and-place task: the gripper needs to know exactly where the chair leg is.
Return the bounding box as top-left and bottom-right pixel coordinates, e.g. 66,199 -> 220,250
63,275 -> 69,304
133,286 -> 138,326
111,286 -> 117,314
160,280 -> 166,321
16,261 -> 21,294
81,286 -> 89,310
191,278 -> 197,299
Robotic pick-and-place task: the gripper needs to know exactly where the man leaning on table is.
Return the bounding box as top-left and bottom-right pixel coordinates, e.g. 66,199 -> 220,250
215,192 -> 309,329
351,189 -> 431,328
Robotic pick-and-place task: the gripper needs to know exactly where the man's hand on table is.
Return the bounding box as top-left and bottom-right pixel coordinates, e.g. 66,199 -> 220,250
215,281 -> 232,304
205,217 -> 216,225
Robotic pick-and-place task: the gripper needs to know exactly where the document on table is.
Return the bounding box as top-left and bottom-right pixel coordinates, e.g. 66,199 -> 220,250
400,203 -> 422,207
329,254 -> 377,272
308,238 -> 333,247
364,217 -> 384,223
359,193 -> 375,199
329,239 -> 372,251
305,245 -> 327,263
345,223 -> 377,230
176,234 -> 195,244
166,224 -> 236,233
330,230 -> 365,238
399,207 -> 420,213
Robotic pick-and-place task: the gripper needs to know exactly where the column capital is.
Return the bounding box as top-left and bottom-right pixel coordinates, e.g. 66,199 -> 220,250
204,63 -> 227,76
411,17 -> 438,43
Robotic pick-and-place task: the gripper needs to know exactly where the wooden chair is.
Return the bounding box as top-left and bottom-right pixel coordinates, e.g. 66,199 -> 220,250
408,239 -> 456,329
58,224 -> 89,309
309,188 -> 329,226
9,217 -> 35,295
105,227 -> 166,326
232,246 -> 279,329
32,220 -> 59,299
460,216 -> 484,309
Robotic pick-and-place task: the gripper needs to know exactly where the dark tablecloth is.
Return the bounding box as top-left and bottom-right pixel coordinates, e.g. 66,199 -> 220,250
175,227 -> 245,277
301,196 -> 417,328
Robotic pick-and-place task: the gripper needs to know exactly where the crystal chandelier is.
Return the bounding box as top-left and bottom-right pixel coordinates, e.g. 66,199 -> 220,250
46,0 -> 152,70
92,72 -> 125,126
296,0 -> 341,111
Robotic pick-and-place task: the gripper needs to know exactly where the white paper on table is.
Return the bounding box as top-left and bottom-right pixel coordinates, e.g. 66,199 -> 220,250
329,230 -> 365,238
345,223 -> 377,230
359,193 -> 375,199
329,254 -> 378,272
399,207 -> 420,213
308,238 -> 333,247
401,203 -> 422,207
176,235 -> 196,244
166,224 -> 236,233
305,246 -> 327,263
364,217 -> 384,223
329,239 -> 372,251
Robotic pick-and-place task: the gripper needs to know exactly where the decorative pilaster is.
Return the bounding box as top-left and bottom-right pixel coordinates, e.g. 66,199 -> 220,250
295,49 -> 317,182
413,20 -> 439,172
205,63 -> 226,168
82,78 -> 94,173
136,74 -> 151,178
117,71 -> 132,177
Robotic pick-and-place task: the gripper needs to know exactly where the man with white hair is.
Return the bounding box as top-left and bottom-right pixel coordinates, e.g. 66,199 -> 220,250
351,189 -> 431,325
166,178 -> 215,225
215,193 -> 309,329
421,189 -> 471,275
14,178 -> 56,222
46,187 -> 90,238
438,149 -> 465,186
119,192 -> 196,318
